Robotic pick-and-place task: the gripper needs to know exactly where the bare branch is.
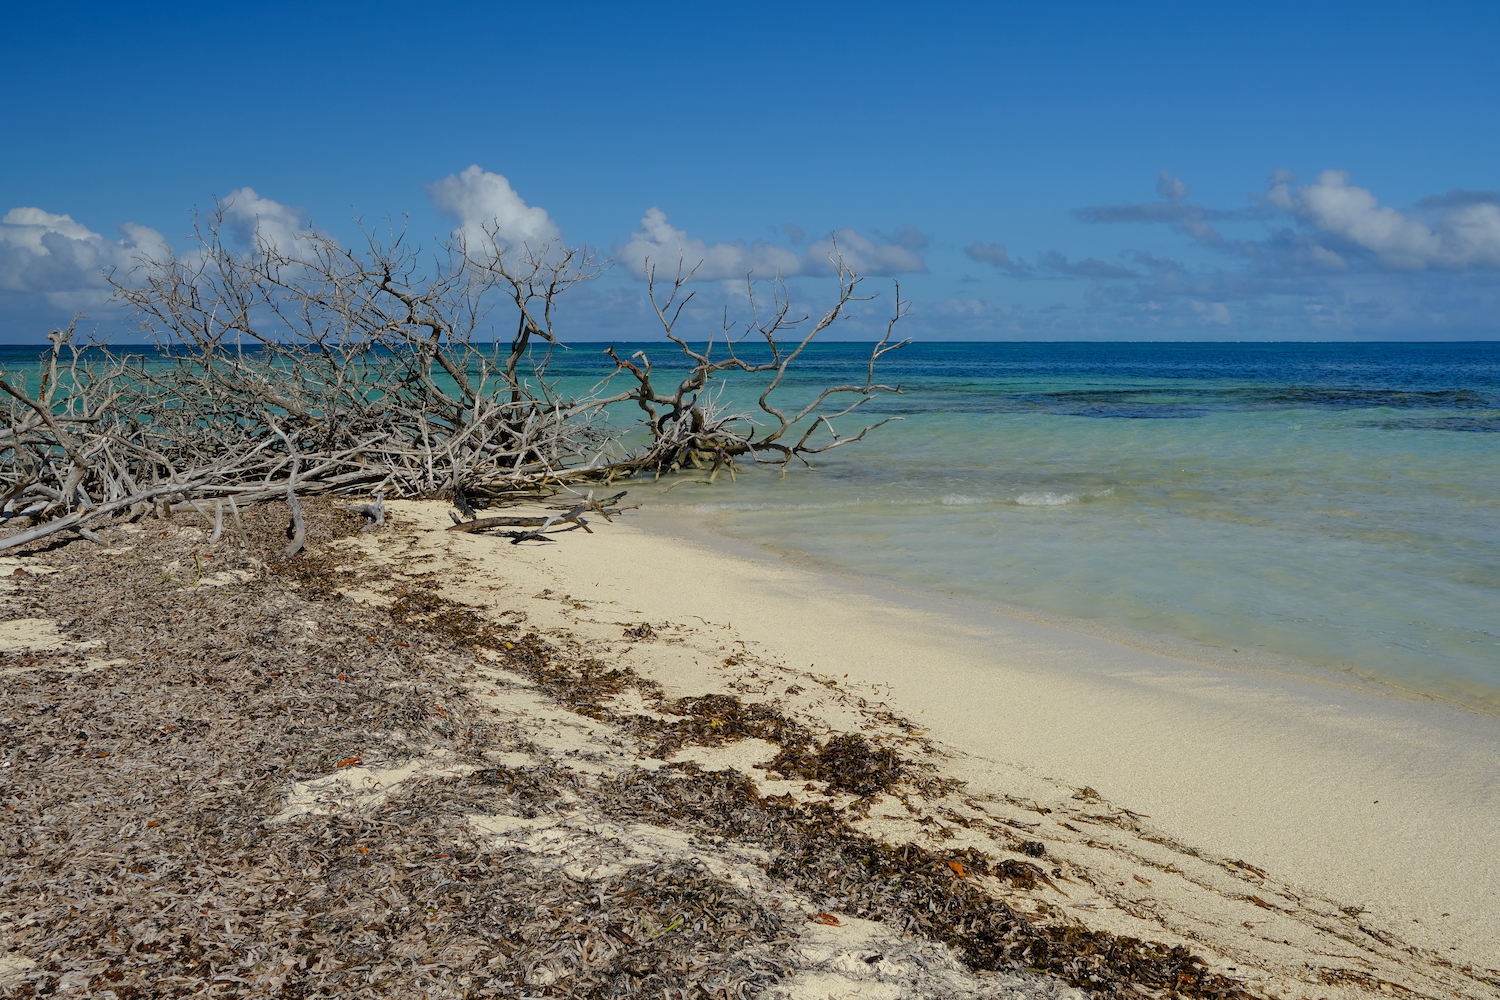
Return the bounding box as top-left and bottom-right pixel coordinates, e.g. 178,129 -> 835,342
0,213 -> 906,556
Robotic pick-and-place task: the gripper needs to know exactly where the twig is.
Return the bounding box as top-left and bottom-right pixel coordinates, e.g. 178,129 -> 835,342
284,460 -> 306,558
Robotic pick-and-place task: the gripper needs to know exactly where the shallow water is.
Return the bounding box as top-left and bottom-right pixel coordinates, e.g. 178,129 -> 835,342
6,340 -> 1496,711
613,342 -> 1500,713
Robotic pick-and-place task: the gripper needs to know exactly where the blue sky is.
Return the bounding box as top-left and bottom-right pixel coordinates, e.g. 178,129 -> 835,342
3,1 -> 1499,342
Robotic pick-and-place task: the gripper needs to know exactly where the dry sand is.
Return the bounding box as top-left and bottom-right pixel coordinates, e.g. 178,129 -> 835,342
3,496 -> 1496,998
628,510 -> 1500,960
358,499 -> 1500,996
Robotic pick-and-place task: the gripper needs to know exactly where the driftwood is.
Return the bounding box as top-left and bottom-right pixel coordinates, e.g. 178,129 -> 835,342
446,490 -> 632,539
350,494 -> 385,531
447,515 -> 558,532
600,260 -> 909,480
0,206 -> 907,553
283,463 -> 307,559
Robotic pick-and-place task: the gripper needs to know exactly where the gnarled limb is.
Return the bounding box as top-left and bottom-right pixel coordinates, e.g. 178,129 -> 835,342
1,207 -> 905,554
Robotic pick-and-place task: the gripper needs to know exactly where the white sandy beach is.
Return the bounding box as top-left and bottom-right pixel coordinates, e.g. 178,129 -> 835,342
3,496 -> 1494,998
630,511 -> 1500,959
357,499 -> 1500,997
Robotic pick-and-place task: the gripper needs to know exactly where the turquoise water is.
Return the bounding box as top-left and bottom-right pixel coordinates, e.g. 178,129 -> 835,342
601,343 -> 1500,713
6,341 -> 1497,711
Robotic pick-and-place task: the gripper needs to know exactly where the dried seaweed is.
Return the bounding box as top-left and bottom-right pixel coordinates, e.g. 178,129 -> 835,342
0,504 -> 1260,999
764,732 -> 909,798
498,636 -> 658,724
598,767 -> 1252,999
631,693 -> 806,757
0,506 -> 799,998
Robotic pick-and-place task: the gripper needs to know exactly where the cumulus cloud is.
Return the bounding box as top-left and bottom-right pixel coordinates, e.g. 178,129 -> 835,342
1082,169 -> 1500,274
1037,252 -> 1137,279
806,228 -> 927,277
1156,169 -> 1189,203
1414,189 -> 1500,210
219,187 -> 317,259
1269,170 -> 1500,270
620,209 -> 800,280
1077,172 -> 1245,247
955,169 -> 1500,338
0,207 -> 166,312
1191,299 -> 1232,325
888,224 -> 930,250
426,165 -> 560,251
616,209 -> 927,281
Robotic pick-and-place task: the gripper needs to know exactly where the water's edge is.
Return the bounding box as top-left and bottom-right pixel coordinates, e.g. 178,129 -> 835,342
634,503 -> 1500,722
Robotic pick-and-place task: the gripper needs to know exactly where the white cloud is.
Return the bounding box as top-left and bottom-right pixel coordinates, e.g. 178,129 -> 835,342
618,208 -> 801,280
219,187 -> 315,259
806,229 -> 928,277
1156,170 -> 1189,203
617,208 -> 926,281
1273,170 -> 1500,270
1190,299 -> 1232,325
0,207 -> 166,311
426,165 -> 560,251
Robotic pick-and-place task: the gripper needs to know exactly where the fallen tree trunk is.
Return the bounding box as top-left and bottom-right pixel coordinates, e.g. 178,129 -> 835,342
0,210 -> 908,554
446,491 -> 631,537
0,479 -> 218,553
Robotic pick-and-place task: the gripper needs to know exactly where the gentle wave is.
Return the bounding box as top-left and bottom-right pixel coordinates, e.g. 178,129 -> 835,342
693,499 -> 873,512
706,486 -> 1118,512
1015,491 -> 1081,506
647,343 -> 1500,712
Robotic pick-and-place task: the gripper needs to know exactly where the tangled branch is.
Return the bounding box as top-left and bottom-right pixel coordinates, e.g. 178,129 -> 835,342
0,208 -> 906,551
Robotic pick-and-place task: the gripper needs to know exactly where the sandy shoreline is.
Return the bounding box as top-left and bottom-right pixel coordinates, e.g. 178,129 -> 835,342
412,499 -> 1500,972
2,496 -> 1496,998
621,505 -> 1500,957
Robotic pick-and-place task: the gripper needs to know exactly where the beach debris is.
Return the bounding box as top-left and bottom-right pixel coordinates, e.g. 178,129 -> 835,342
1,227 -> 908,558
622,620 -> 657,640
638,692 -> 805,755
350,492 -> 385,530
1229,858 -> 1269,879
766,732 -> 910,798
283,469 -> 306,558
443,491 -> 637,544
0,502 -> 1477,1000
445,490 -> 630,537
451,489 -> 478,521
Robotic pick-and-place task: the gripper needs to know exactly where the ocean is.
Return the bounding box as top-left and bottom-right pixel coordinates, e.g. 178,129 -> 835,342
600,342 -> 1500,714
5,340 -> 1497,712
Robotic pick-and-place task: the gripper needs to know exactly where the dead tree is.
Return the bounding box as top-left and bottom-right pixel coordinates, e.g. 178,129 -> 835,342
600,256 -> 910,482
0,207 -> 907,552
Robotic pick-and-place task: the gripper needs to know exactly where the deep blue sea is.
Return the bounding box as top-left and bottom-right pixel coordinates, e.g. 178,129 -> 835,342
5,341 -> 1497,711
